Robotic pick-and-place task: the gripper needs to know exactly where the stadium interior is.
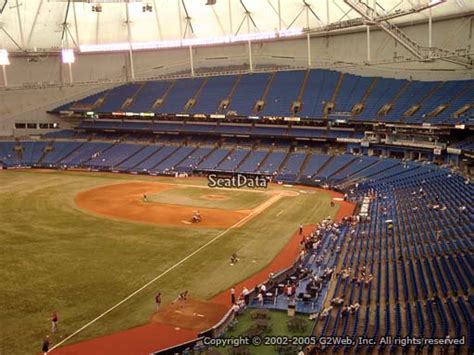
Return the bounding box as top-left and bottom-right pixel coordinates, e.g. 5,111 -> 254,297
0,0 -> 473,354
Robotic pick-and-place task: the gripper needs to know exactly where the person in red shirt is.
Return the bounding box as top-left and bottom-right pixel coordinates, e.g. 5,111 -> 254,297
50,312 -> 58,333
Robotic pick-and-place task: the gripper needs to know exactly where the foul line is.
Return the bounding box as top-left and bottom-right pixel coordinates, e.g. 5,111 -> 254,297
50,192 -> 284,352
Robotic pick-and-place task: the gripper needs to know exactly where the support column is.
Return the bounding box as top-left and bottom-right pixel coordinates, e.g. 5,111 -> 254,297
428,8 -> 432,57
189,45 -> 194,76
366,25 -> 371,62
246,15 -> 252,72
248,40 -> 253,72
306,7 -> 311,67
68,62 -> 73,84
277,0 -> 282,32
307,33 -> 311,68
2,65 -> 8,87
228,0 -> 233,34
125,3 -> 135,81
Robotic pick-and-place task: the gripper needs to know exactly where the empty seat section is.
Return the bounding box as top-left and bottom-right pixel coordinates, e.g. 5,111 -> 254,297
408,81 -> 467,123
262,71 -> 305,116
278,152 -> 306,180
226,73 -> 271,116
331,156 -> 379,181
157,78 -> 203,113
238,150 -> 268,173
175,147 -> 213,172
127,81 -> 172,112
314,154 -> 355,180
334,74 -> 373,112
67,91 -> 108,111
118,145 -> 161,170
132,146 -> 177,172
151,146 -> 195,173
98,84 -> 142,113
59,142 -> 112,166
216,149 -> 249,171
299,69 -> 339,118
436,83 -> 474,123
20,141 -> 48,165
197,148 -> 230,170
259,151 -> 286,174
189,75 -> 236,114
86,144 -> 145,168
357,78 -> 406,121
41,142 -> 83,165
300,153 -> 330,178
383,81 -> 440,122
0,141 -> 17,166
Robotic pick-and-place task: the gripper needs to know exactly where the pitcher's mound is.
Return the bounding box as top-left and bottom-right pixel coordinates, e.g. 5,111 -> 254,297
201,194 -> 230,201
151,298 -> 230,332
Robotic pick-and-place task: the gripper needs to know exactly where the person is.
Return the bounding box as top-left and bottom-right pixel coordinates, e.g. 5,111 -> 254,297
230,287 -> 235,304
257,292 -> 264,306
42,335 -> 50,355
242,287 -> 250,305
143,194 -> 148,202
330,200 -> 335,207
50,312 -> 58,333
172,290 -> 188,304
230,253 -> 239,264
299,224 -> 303,234
155,292 -> 161,311
232,303 -> 241,314
192,210 -> 202,223
180,290 -> 188,301
341,305 -> 349,318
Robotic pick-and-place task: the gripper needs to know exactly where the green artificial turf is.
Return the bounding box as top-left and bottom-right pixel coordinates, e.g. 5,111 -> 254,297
0,170 -> 337,354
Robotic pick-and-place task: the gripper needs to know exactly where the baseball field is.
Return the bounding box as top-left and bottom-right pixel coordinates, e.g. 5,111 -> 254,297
0,169 -> 340,354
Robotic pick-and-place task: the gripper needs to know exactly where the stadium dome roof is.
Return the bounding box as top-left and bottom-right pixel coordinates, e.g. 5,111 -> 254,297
0,0 -> 471,52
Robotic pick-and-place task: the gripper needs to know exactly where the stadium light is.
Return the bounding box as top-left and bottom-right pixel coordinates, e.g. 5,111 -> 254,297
0,49 -> 9,87
61,48 -> 75,64
61,49 -> 75,84
79,28 -> 303,53
0,49 -> 10,65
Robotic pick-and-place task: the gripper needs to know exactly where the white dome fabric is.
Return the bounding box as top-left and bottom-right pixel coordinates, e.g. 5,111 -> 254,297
0,0 -> 471,51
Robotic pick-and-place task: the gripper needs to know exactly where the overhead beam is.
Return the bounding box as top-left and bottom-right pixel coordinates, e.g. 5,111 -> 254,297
14,0 -> 24,49
0,26 -> 22,51
26,0 -> 44,49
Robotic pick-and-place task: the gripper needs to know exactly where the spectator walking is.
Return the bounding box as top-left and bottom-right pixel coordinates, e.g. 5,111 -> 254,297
242,287 -> 250,305
42,335 -> 50,355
